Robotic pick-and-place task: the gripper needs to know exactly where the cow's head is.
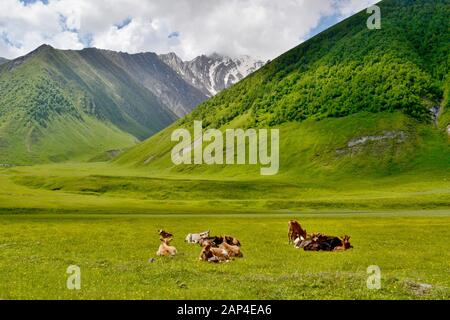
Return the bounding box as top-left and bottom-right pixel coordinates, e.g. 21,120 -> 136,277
311,233 -> 320,242
199,238 -> 213,247
200,231 -> 210,238
342,235 -> 352,249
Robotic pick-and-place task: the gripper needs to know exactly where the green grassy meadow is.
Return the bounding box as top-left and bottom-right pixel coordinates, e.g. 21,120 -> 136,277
0,212 -> 449,300
0,161 -> 449,300
0,111 -> 448,300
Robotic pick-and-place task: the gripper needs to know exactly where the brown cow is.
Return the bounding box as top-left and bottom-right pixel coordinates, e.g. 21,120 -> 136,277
199,243 -> 229,262
334,235 -> 353,251
224,235 -> 241,247
288,220 -> 307,244
156,238 -> 177,256
219,241 -> 243,258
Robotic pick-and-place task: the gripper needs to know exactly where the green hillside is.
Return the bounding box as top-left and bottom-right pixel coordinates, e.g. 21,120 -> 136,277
116,0 -> 450,181
0,45 -> 182,164
188,0 -> 449,127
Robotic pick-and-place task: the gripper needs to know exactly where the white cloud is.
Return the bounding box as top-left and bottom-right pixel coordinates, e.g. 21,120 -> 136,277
0,0 -> 380,60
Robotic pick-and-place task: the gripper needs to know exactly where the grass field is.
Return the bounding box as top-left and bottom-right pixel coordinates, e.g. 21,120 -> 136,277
0,162 -> 449,300
0,211 -> 449,300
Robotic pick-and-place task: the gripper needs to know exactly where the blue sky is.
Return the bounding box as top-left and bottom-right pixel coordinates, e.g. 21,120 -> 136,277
0,0 -> 379,60
308,14 -> 342,39
20,0 -> 49,4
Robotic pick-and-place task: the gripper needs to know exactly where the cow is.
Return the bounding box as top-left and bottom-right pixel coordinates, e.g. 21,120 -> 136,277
334,235 -> 353,251
200,236 -> 222,247
224,235 -> 241,247
159,229 -> 173,240
156,238 -> 177,256
185,230 -> 210,244
199,243 -> 229,263
288,220 -> 307,244
198,238 -> 212,247
219,241 -> 243,258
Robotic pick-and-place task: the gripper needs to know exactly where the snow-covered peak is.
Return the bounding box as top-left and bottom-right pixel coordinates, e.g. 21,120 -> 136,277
159,52 -> 264,97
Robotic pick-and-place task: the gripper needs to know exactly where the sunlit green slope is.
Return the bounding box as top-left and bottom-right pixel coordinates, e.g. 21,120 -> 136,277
0,45 -> 179,164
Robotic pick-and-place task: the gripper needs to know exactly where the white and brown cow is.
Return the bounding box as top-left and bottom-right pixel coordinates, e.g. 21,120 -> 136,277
199,243 -> 230,263
185,230 -> 210,244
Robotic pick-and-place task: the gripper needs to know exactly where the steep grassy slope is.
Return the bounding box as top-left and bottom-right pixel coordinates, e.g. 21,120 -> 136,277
101,50 -> 207,117
116,0 -> 450,181
116,111 -> 450,181
0,45 -> 182,164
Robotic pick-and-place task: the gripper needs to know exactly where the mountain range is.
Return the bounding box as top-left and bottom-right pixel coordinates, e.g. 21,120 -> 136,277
159,52 -> 264,97
0,46 -> 262,164
0,58 -> 8,65
116,0 -> 449,180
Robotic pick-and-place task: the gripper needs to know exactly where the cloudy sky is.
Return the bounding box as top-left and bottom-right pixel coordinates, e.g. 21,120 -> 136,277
0,0 -> 379,61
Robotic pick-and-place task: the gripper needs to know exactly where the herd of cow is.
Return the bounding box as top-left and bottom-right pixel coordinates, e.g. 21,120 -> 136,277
156,229 -> 242,262
155,220 -> 352,263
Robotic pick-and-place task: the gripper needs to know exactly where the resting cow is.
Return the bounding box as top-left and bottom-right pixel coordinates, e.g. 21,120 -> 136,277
156,238 -> 177,256
185,231 -> 210,244
199,243 -> 229,263
334,235 -> 352,251
224,235 -> 241,247
219,241 -> 243,258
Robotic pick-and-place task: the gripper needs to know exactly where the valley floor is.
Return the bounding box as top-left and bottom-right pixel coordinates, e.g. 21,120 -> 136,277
0,211 -> 449,299
0,162 -> 449,299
